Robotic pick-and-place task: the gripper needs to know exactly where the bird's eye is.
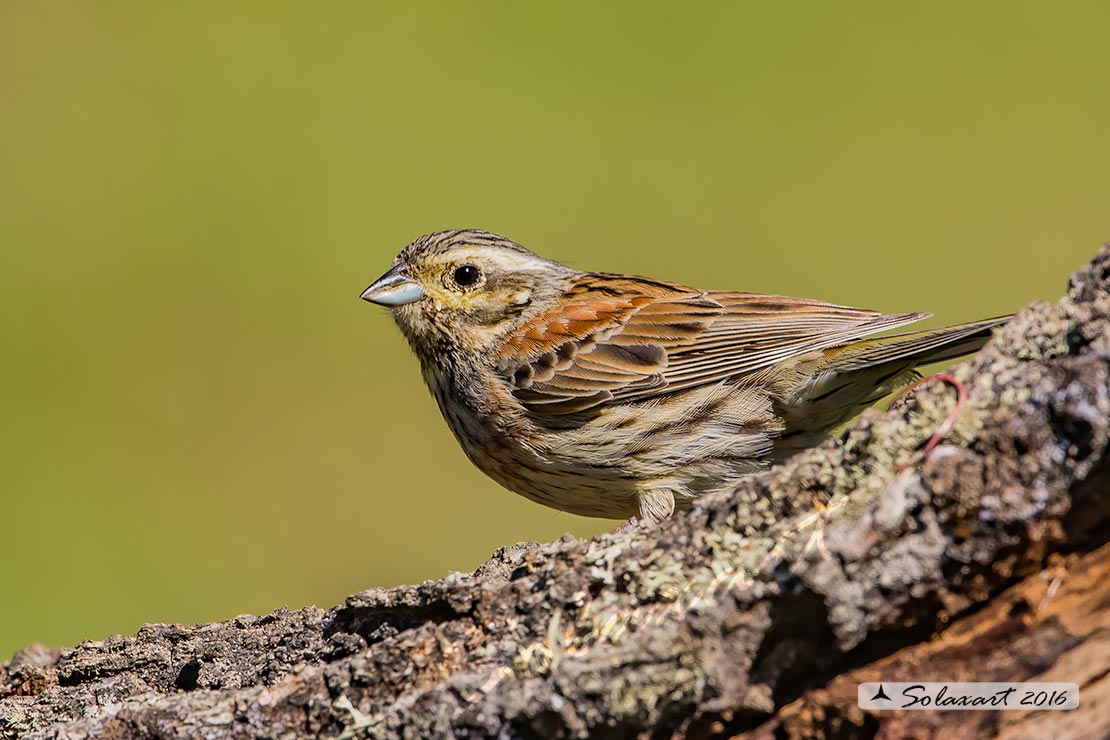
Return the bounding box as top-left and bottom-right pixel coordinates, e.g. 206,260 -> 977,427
452,264 -> 482,287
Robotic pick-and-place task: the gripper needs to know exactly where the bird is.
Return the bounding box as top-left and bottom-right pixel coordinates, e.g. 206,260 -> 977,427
360,229 -> 1009,525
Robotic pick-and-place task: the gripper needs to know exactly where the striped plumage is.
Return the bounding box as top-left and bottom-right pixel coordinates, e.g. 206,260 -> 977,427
362,230 -> 1009,523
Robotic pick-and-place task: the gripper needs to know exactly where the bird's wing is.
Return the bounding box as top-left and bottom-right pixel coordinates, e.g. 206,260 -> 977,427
497,273 -> 928,415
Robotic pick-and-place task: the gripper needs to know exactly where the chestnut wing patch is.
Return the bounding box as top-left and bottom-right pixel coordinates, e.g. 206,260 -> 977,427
500,294 -> 720,414
498,284 -> 930,415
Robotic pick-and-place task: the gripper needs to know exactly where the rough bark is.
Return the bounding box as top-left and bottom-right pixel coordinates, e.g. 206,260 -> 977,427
3,245 -> 1109,740
735,543 -> 1110,740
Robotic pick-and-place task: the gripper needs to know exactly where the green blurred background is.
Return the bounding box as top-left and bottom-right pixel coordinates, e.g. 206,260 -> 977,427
2,2 -> 1108,660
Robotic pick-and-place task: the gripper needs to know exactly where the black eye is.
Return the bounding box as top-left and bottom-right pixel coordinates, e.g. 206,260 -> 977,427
452,264 -> 481,287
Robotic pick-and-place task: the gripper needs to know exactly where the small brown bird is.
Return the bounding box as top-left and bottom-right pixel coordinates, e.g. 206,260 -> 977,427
361,229 -> 1008,524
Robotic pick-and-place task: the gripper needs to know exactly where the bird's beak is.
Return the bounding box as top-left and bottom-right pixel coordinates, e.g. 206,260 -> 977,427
360,265 -> 425,306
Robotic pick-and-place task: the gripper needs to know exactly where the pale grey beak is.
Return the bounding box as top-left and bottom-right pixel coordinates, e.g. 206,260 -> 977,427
360,265 -> 425,306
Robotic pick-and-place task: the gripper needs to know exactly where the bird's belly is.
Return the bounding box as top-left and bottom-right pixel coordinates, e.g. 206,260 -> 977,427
439,383 -> 782,519
453,423 -> 643,519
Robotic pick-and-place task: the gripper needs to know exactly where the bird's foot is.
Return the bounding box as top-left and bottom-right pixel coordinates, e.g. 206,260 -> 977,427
894,372 -> 968,471
613,516 -> 641,533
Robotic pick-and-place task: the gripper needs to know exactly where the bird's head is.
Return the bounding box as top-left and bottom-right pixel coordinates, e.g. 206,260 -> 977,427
361,229 -> 574,358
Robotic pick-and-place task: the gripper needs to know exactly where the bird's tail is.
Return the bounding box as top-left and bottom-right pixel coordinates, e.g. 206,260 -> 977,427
773,314 -> 1012,458
821,315 -> 1012,372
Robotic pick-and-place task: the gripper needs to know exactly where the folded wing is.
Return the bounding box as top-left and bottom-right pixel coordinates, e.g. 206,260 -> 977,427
498,273 -> 930,415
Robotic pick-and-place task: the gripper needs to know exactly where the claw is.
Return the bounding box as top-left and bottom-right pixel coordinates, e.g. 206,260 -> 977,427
894,372 -> 968,472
